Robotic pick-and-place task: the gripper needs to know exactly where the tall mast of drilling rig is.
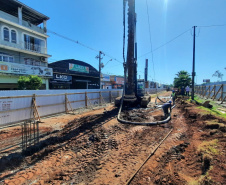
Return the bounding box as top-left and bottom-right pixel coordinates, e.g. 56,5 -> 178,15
124,0 -> 137,103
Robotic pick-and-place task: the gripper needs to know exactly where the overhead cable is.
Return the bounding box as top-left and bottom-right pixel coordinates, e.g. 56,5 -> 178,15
138,28 -> 191,58
47,29 -> 123,65
197,24 -> 226,28
146,0 -> 155,82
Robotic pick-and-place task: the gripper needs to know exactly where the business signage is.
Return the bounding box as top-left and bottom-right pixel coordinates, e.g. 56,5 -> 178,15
116,77 -> 124,85
69,63 -> 89,73
203,79 -> 210,83
102,74 -> 110,81
0,61 -> 53,77
50,74 -> 72,84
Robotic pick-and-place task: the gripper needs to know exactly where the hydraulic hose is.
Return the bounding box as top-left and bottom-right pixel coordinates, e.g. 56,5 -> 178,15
117,93 -> 176,125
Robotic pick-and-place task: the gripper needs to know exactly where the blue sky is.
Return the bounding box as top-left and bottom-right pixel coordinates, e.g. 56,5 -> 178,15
19,0 -> 226,85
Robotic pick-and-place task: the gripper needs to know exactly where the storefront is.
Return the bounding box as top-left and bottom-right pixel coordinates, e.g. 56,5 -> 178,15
0,61 -> 52,90
110,75 -> 124,89
49,74 -> 72,89
101,74 -> 112,89
49,59 -> 100,89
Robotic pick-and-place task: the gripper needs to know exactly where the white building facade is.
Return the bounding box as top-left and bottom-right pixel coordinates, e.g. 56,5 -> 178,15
0,0 -> 52,90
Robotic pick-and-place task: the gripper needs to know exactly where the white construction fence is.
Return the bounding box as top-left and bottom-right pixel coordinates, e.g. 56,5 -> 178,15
0,89 -> 122,127
0,88 -> 165,127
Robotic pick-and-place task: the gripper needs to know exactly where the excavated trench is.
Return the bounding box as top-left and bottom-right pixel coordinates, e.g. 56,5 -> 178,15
130,99 -> 226,185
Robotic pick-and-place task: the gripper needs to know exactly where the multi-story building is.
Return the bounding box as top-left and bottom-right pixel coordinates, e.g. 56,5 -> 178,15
0,0 -> 52,90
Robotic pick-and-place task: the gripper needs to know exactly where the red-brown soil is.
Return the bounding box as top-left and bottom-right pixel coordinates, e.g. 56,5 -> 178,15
0,93 -> 225,185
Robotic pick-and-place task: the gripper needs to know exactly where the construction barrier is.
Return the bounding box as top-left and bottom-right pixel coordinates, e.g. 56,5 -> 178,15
0,88 -> 167,127
195,84 -> 226,103
0,89 -> 122,127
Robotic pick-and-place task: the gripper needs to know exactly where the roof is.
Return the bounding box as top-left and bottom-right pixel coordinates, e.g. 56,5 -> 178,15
49,59 -> 99,78
0,0 -> 49,25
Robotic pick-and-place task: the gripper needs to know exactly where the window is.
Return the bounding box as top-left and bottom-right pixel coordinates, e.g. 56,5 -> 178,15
3,27 -> 9,41
24,58 -> 41,66
11,30 -> 17,43
3,56 -> 8,62
0,53 -> 14,63
2,27 -> 17,43
9,57 -> 14,63
24,34 -> 45,53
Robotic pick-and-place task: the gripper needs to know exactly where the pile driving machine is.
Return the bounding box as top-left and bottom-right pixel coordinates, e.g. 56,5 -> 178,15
115,0 -> 151,108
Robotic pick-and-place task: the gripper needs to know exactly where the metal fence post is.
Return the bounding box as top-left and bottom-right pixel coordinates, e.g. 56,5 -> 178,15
85,92 -> 88,108
99,91 -> 102,106
65,93 -> 68,113
109,91 -> 112,103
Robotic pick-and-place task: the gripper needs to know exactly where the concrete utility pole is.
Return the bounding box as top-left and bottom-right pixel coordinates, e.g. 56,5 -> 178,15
96,51 -> 104,89
191,26 -> 197,100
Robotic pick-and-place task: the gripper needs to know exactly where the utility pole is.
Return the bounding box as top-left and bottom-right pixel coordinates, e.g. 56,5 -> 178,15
96,51 -> 104,89
191,26 -> 196,100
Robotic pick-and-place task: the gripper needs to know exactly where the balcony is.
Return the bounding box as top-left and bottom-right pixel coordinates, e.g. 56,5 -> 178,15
0,10 -> 46,35
0,40 -> 49,57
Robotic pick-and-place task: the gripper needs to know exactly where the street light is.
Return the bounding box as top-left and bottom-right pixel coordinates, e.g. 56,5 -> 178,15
104,59 -> 112,67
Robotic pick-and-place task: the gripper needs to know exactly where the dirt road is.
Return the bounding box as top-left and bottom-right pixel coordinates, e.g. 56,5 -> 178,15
0,95 -> 225,185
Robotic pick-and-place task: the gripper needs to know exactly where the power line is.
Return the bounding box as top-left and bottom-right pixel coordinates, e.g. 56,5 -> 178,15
138,28 -> 191,58
197,24 -> 226,28
138,24 -> 226,58
145,0 -> 155,81
47,29 -> 99,53
47,29 -> 123,64
103,52 -> 123,64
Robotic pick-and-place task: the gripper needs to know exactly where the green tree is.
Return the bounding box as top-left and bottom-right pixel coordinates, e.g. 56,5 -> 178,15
212,70 -> 223,81
173,70 -> 191,88
18,75 -> 42,90
18,76 -> 29,90
28,75 -> 42,90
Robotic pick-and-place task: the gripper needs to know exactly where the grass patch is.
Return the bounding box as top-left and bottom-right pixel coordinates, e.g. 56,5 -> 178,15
150,94 -> 158,98
198,139 -> 219,156
188,173 -> 214,185
188,180 -> 199,185
192,96 -> 226,119
197,106 -> 226,119
194,96 -> 206,104
198,174 -> 214,185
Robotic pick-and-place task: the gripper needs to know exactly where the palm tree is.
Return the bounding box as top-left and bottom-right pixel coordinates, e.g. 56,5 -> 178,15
173,70 -> 191,88
212,70 -> 223,82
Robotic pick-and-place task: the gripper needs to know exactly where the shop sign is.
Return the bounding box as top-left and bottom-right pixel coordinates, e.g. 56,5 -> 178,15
102,74 -> 110,81
203,79 -> 210,83
69,63 -> 89,73
0,61 -> 53,77
55,74 -> 72,81
50,74 -> 72,84
105,82 -> 111,86
116,77 -> 124,85
110,76 -> 116,82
